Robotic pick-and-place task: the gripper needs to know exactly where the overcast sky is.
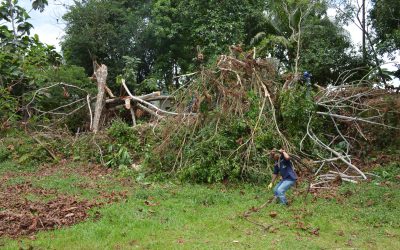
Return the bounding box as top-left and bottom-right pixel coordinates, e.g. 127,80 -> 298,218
20,0 -> 72,51
19,0 -> 398,84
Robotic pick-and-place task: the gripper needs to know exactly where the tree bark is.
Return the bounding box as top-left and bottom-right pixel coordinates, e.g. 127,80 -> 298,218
130,107 -> 137,126
92,64 -> 108,133
362,0 -> 366,62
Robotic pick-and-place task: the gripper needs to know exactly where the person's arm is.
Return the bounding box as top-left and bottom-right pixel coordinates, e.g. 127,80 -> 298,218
268,166 -> 279,189
271,173 -> 278,183
279,149 -> 290,160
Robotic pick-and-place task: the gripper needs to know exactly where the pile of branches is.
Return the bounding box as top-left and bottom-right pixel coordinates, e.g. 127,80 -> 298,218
146,49 -> 399,185
307,74 -> 400,188
145,52 -> 293,182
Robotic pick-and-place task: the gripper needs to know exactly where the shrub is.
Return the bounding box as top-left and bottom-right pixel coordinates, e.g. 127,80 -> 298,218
104,144 -> 132,169
107,119 -> 141,152
0,88 -> 19,126
279,86 -> 317,144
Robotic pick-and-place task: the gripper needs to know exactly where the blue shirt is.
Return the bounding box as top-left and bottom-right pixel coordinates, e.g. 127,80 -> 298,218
273,155 -> 297,181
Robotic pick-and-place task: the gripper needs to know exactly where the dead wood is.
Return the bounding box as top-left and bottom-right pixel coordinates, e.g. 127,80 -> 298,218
83,49 -> 399,188
92,64 -> 108,133
87,95 -> 93,130
31,136 -> 57,160
242,197 -> 275,231
130,107 -> 137,126
137,103 -> 163,119
121,79 -> 194,117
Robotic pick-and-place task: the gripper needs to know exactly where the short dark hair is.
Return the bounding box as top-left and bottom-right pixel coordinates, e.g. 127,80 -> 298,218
269,151 -> 280,160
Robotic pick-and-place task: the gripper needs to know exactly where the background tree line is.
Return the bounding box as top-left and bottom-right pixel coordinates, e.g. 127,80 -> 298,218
1,0 -> 399,128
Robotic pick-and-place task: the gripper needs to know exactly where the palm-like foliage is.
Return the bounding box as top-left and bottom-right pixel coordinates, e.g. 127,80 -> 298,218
251,0 -> 327,72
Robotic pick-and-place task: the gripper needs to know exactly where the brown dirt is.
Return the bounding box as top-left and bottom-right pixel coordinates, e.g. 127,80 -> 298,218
0,181 -> 97,238
0,164 -> 129,238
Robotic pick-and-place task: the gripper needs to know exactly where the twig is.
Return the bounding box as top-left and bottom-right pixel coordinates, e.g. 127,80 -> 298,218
130,107 -> 136,126
306,115 -> 367,179
32,136 -> 57,160
137,103 -> 163,119
243,216 -> 273,231
316,112 -> 400,130
87,95 -> 93,130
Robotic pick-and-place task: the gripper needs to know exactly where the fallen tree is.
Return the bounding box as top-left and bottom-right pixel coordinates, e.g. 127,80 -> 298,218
139,49 -> 400,184
88,63 -> 193,132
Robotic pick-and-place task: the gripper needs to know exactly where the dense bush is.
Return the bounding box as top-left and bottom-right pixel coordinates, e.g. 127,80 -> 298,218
143,88 -> 284,183
0,88 -> 19,125
279,86 -> 316,142
107,119 -> 142,151
0,129 -> 50,169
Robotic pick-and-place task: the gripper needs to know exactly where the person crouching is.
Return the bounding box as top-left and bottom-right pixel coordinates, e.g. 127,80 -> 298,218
267,149 -> 298,205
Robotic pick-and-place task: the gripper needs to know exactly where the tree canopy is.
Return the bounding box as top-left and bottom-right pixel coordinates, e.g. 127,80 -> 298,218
1,0 -> 399,128
370,0 -> 400,57
60,0 -> 376,88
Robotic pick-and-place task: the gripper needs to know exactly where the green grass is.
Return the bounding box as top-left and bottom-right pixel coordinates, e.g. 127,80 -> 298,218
31,171 -> 100,198
1,180 -> 399,250
0,160 -> 37,174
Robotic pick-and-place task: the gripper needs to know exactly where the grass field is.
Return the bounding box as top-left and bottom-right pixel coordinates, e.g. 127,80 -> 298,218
1,162 -> 399,250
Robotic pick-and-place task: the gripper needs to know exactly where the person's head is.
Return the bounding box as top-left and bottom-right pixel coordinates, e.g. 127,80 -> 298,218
269,150 -> 280,161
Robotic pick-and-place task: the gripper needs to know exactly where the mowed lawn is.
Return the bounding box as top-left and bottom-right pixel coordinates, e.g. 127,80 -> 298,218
1,162 -> 399,250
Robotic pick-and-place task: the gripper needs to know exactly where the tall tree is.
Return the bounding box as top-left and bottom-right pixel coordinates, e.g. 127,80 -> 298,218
370,0 -> 400,57
251,0 -> 358,84
148,0 -> 266,87
62,0 -> 266,90
62,0 -> 152,87
0,0 -> 92,126
300,17 -> 363,84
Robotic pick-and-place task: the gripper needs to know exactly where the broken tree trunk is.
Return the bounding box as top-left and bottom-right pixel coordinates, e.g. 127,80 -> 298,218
105,91 -> 171,103
121,79 -> 189,116
104,85 -> 115,98
137,103 -> 163,119
130,107 -> 137,126
92,64 -> 108,133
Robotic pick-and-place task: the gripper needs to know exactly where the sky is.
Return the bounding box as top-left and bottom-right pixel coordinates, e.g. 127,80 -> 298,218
326,4 -> 399,86
15,0 -> 400,85
19,0 -> 72,51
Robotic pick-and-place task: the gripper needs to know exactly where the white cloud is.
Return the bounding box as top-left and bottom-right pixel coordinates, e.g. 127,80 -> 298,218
32,23 -> 64,50
20,0 -> 70,51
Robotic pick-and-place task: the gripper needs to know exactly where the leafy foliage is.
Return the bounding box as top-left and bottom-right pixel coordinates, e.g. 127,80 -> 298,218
0,87 -> 19,125
0,129 -> 50,168
62,0 -> 152,87
0,0 -> 94,130
105,144 -> 132,169
61,0 -> 266,89
107,119 -> 142,152
279,86 -> 317,143
0,0 -> 399,185
370,0 -> 400,56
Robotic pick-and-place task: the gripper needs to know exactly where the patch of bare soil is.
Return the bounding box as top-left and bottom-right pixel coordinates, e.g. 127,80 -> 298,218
0,181 -> 96,238
0,164 -> 128,238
